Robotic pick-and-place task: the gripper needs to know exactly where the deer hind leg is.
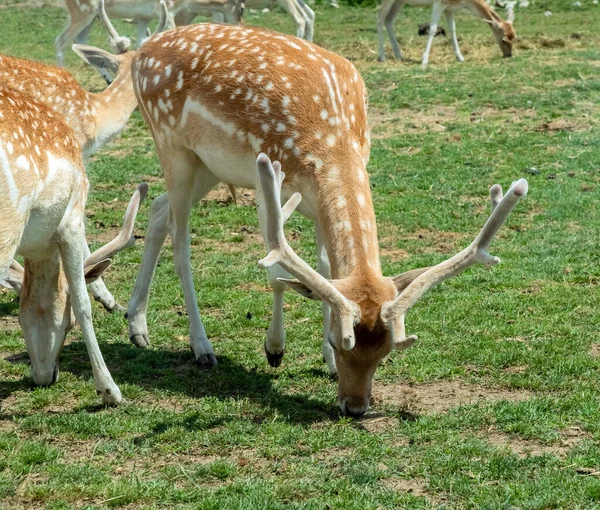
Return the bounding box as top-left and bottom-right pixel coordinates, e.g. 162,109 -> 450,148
136,18 -> 151,47
422,1 -> 446,68
73,17 -> 95,44
377,0 -> 404,61
445,11 -> 464,62
59,221 -> 122,405
55,12 -> 96,67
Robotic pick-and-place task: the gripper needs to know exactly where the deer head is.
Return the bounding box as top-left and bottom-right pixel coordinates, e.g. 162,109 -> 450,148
256,154 -> 528,417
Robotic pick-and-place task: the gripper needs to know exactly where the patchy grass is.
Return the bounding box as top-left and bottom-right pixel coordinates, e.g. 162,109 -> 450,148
2,0 -> 600,508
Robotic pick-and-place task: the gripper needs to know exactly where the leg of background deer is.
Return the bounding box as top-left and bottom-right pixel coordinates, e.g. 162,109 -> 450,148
55,14 -> 95,67
315,224 -> 336,376
136,19 -> 151,47
422,1 -> 445,68
212,12 -> 225,23
73,17 -> 96,44
296,0 -> 315,42
59,224 -> 122,405
445,11 -> 464,62
377,0 -> 404,61
84,241 -> 123,312
278,0 -> 307,40
255,185 -> 289,367
165,151 -> 218,366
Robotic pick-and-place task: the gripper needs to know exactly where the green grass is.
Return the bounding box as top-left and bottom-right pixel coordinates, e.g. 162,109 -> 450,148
2,0 -> 600,507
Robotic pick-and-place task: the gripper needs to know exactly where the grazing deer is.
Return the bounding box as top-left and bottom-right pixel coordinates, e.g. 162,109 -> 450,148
55,0 -> 244,70
0,0 -> 168,311
377,0 -> 516,67
126,23 -> 527,416
0,86 -> 146,403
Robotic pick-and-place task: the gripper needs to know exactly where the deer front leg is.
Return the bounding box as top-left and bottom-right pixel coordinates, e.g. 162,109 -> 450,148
445,11 -> 464,62
378,0 -> 404,62
256,189 -> 288,367
60,225 -> 122,405
316,225 -> 336,377
136,18 -> 151,47
422,1 -> 445,68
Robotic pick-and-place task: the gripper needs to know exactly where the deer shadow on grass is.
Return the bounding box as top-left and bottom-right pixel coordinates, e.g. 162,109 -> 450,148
1,339 -> 339,426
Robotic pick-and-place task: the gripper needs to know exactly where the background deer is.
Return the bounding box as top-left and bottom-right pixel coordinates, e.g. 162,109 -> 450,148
377,0 -> 516,66
55,0 -> 245,70
0,86 -> 146,404
124,23 -> 527,416
0,0 -> 168,311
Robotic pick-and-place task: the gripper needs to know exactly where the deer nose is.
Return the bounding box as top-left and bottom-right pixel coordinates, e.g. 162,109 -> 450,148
341,399 -> 368,418
31,365 -> 59,387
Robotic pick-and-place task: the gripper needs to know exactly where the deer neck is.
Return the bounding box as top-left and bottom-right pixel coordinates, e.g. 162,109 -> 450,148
87,53 -> 137,154
315,159 -> 381,281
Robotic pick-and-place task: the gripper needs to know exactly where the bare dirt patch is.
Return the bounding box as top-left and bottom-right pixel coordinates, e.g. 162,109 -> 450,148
204,185 -> 255,207
382,477 -> 431,498
537,119 -> 587,133
403,229 -> 469,254
359,415 -> 399,434
375,380 -> 533,414
369,106 -> 457,138
0,314 -> 20,331
589,344 -> 600,357
485,426 -> 588,459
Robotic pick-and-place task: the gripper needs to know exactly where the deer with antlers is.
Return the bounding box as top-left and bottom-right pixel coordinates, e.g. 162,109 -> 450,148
55,0 -> 245,71
377,0 -> 516,67
126,23 -> 527,416
0,86 -> 147,403
0,0 -> 169,311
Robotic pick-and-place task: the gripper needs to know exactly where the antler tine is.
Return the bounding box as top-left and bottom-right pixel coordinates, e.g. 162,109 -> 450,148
0,260 -> 25,294
154,0 -> 170,35
386,178 -> 528,317
256,154 -> 359,351
98,0 -> 131,54
84,182 -> 148,269
490,184 -> 503,211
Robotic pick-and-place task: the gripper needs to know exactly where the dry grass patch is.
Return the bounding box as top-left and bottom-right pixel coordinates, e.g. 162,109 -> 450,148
204,185 -> 255,207
370,106 -> 457,138
589,343 -> 600,357
374,380 -> 533,414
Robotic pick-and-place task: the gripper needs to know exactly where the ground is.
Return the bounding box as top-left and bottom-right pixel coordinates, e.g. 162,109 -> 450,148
1,0 -> 600,508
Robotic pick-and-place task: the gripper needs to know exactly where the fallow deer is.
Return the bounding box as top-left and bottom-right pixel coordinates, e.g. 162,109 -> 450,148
55,0 -> 244,71
125,23 -> 527,416
0,0 -> 168,311
377,0 -> 516,67
0,86 -> 146,403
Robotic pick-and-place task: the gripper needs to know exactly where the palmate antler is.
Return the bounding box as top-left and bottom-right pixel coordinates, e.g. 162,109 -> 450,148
381,178 -> 528,347
256,154 -> 360,351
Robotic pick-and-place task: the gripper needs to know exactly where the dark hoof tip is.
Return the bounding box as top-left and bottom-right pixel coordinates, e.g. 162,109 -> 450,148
130,334 -> 149,348
196,353 -> 218,368
265,342 -> 284,368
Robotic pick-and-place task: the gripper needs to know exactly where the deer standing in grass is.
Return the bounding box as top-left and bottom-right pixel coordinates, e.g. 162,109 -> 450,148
0,0 -> 168,310
0,86 -> 146,403
126,23 -> 527,416
377,0 -> 516,67
55,0 -> 245,71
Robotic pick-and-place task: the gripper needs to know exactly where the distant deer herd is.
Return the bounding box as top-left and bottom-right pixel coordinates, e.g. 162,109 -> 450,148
0,0 -> 525,416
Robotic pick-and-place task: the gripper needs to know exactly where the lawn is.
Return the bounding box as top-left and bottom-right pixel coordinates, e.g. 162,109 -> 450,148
1,0 -> 600,507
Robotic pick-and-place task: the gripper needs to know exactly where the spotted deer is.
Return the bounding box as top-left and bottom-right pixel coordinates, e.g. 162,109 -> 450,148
126,23 -> 527,416
55,0 -> 244,71
377,0 -> 516,67
0,0 -> 168,310
0,86 -> 147,403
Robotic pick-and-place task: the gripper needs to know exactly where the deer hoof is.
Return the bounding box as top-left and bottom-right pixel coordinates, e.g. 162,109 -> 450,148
196,353 -> 218,368
265,342 -> 284,368
130,333 -> 150,348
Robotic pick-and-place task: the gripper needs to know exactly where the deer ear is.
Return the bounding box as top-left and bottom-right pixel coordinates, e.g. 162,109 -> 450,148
84,259 -> 112,284
72,44 -> 124,74
391,267 -> 432,293
277,278 -> 321,300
